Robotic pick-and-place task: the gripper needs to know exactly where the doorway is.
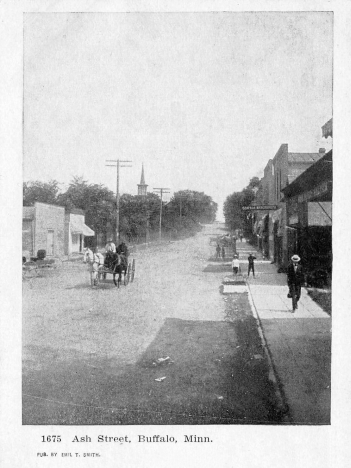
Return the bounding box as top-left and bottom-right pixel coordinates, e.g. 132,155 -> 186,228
47,230 -> 54,256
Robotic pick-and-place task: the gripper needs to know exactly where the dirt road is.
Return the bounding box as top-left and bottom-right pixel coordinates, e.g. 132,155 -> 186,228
23,224 -> 283,424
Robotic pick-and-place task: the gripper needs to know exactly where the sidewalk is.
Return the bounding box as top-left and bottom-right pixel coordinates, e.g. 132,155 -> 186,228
237,240 -> 331,424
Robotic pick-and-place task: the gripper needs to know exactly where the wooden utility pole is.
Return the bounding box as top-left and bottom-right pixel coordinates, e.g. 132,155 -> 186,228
153,187 -> 170,241
106,159 -> 132,244
176,193 -> 187,219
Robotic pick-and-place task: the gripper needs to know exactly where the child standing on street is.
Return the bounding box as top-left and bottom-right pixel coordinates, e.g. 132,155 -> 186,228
232,255 -> 240,276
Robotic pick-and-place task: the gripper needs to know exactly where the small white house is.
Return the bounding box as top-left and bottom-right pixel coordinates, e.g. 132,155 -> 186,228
64,210 -> 95,255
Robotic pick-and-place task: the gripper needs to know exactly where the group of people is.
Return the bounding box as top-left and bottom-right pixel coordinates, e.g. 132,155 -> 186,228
105,240 -> 129,257
84,240 -> 129,266
231,250 -> 305,311
231,253 -> 257,277
215,244 -> 226,260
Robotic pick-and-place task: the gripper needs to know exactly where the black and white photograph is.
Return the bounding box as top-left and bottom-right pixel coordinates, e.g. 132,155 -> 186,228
21,10 -> 333,426
1,1 -> 351,467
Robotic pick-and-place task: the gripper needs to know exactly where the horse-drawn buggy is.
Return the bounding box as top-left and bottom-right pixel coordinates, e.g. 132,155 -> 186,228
84,244 -> 135,288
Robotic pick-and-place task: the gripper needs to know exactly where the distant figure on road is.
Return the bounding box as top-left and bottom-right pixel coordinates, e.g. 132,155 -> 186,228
216,243 -> 221,260
248,253 -> 256,277
232,236 -> 237,252
232,255 -> 240,276
221,246 -> 225,260
287,254 -> 305,310
239,233 -> 243,242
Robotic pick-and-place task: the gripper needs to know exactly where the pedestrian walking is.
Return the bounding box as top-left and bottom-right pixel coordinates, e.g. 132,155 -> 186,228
232,255 -> 240,276
216,243 -> 221,260
287,254 -> 305,311
221,246 -> 225,260
248,253 -> 256,277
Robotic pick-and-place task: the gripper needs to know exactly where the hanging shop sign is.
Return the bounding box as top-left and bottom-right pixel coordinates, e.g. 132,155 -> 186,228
242,205 -> 278,211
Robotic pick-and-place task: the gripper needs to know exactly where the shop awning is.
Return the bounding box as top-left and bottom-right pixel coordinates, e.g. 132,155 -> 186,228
70,217 -> 95,236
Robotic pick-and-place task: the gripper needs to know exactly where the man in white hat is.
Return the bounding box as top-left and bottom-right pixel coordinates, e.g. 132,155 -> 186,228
105,239 -> 116,253
287,254 -> 305,310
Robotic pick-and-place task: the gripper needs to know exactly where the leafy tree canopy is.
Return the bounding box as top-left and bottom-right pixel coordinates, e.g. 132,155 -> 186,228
57,176 -> 115,235
224,177 -> 261,233
23,180 -> 61,206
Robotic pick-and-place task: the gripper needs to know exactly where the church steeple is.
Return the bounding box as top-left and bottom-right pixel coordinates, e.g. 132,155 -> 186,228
138,164 -> 148,197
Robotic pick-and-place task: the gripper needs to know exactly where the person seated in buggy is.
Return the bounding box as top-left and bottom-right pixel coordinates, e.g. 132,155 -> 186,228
105,239 -> 116,253
116,241 -> 129,261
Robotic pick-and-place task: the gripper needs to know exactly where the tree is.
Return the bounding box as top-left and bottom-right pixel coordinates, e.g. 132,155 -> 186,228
247,177 -> 260,190
223,192 -> 244,231
166,190 -> 217,224
57,177 -> 115,241
162,190 -> 217,238
224,177 -> 259,233
119,193 -> 163,242
23,180 -> 60,206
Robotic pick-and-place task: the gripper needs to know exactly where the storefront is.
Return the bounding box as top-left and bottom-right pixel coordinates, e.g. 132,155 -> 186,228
65,212 -> 95,255
282,150 -> 332,275
271,208 -> 283,265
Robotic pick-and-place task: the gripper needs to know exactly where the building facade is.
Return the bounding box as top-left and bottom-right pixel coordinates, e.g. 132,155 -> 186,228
64,209 -> 95,255
253,144 -> 326,267
282,150 -> 332,276
22,202 -> 65,259
23,202 -> 94,259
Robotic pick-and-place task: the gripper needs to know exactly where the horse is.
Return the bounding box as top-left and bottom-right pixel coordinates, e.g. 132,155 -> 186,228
104,251 -> 129,287
83,247 -> 94,263
84,248 -> 104,286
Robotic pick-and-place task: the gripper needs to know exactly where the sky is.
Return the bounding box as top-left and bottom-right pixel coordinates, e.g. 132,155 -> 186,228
23,12 -> 333,220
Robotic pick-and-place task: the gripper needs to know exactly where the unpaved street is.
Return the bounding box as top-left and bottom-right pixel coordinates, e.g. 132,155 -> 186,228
23,224 -> 282,424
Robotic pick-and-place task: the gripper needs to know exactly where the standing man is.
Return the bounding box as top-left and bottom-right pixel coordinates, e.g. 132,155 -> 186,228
248,253 -> 256,277
287,255 -> 305,310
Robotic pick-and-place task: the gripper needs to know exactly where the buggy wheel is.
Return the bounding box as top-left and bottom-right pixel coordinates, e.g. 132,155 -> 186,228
125,264 -> 131,286
131,259 -> 136,282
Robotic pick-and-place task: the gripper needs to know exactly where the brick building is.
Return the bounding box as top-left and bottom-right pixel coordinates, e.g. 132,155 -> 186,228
253,144 -> 325,267
22,202 -> 65,259
22,202 -> 94,259
282,150 -> 332,278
